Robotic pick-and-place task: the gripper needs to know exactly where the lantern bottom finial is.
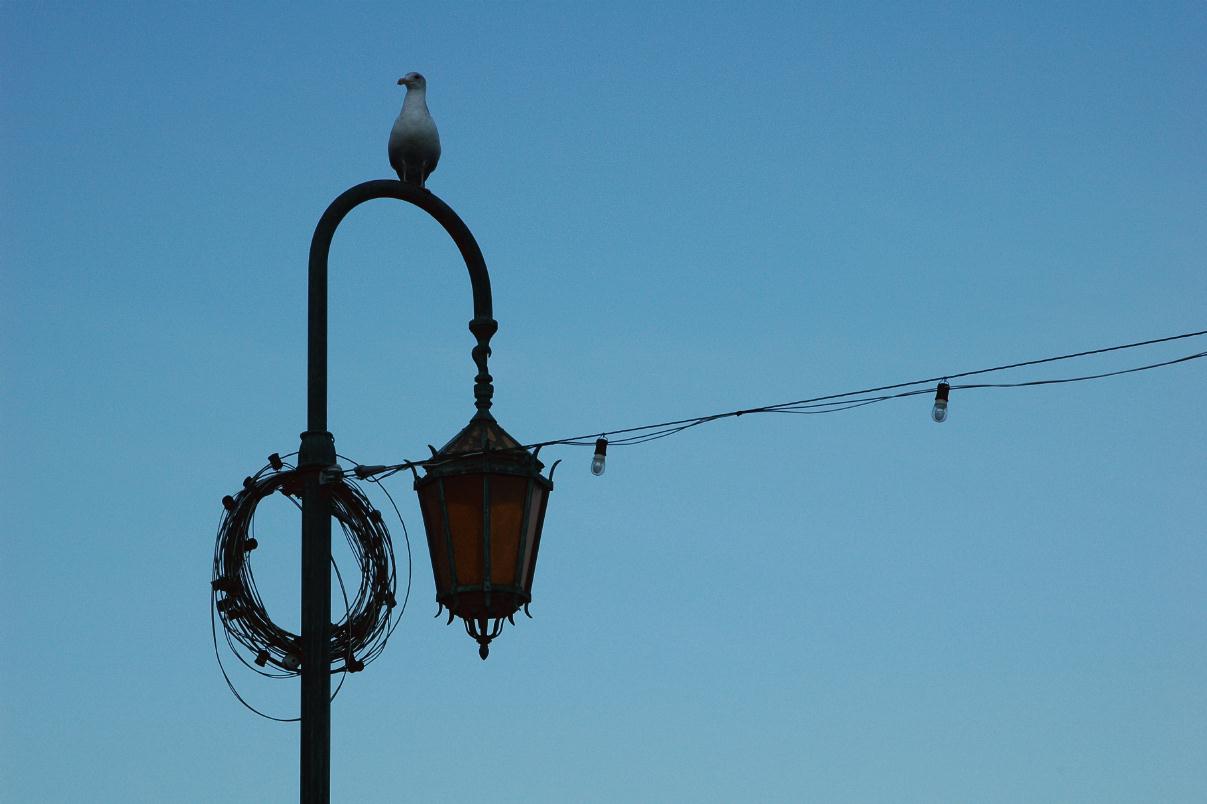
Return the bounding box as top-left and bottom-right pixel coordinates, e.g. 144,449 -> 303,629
463,615 -> 505,660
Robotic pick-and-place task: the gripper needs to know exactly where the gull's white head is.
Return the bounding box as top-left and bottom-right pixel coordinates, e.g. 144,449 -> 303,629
397,72 -> 427,90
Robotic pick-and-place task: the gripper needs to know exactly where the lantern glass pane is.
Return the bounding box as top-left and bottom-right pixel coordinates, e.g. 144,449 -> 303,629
442,474 -> 484,586
519,485 -> 548,591
418,482 -> 452,590
488,475 -> 528,587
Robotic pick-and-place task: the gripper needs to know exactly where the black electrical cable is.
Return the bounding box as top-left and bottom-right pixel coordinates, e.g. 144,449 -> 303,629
345,328 -> 1206,479
365,474 -> 413,644
211,330 -> 1204,719
336,452 -> 414,656
211,454 -> 401,719
529,331 -> 1207,448
952,351 -> 1207,391
210,588 -> 351,722
209,493 -> 353,722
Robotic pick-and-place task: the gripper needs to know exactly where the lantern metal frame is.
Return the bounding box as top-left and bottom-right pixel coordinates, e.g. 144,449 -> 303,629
413,417 -> 557,659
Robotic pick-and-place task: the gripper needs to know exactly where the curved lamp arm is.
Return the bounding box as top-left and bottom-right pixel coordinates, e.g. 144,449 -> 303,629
295,180 -> 498,802
305,179 -> 497,436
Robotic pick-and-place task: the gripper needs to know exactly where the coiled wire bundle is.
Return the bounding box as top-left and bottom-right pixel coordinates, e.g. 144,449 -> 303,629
211,453 -> 403,696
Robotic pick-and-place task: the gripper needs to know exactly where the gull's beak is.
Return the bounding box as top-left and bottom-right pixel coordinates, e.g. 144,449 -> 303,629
397,77 -> 408,86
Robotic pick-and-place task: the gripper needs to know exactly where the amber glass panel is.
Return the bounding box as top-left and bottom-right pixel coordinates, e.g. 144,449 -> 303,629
418,483 -> 451,590
488,475 -> 528,587
442,474 -> 485,586
519,485 -> 548,591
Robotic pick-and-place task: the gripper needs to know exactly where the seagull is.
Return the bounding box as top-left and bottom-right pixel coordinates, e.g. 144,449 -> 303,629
389,72 -> 441,188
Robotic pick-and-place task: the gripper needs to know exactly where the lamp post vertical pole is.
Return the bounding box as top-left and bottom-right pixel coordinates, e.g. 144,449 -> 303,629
300,195 -> 336,803
299,432 -> 333,803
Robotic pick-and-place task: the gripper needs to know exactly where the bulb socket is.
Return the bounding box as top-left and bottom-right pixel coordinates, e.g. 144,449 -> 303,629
211,577 -> 237,593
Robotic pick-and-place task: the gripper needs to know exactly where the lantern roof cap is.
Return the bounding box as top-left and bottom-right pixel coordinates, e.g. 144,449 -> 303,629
430,415 -> 543,471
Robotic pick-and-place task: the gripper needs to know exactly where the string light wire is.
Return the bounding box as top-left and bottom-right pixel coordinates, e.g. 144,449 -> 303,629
351,328 -> 1206,479
211,452 -> 412,721
212,329 -> 1204,718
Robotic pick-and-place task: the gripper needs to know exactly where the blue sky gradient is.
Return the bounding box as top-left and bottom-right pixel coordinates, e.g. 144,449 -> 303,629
2,3 -> 1205,802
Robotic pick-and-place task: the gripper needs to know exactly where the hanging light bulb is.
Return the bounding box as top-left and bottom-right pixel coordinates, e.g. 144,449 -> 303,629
931,382 -> 950,423
590,438 -> 608,476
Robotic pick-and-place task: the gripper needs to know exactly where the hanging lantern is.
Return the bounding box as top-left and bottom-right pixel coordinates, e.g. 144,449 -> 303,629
414,415 -> 556,659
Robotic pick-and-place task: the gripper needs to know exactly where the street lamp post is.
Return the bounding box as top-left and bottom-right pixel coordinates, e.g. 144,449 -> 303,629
296,179 -> 551,803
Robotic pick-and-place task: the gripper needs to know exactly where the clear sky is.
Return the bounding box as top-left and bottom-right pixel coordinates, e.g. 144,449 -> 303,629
2,3 -> 1205,802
